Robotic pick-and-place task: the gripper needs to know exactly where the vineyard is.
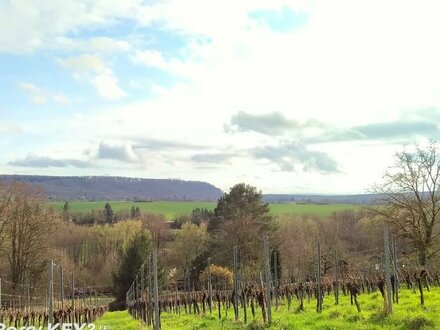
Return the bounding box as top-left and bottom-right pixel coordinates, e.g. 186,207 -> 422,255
122,289 -> 440,329
0,262 -> 112,328
123,226 -> 440,330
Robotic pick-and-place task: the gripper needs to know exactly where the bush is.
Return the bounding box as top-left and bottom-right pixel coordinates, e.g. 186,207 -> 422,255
199,264 -> 233,289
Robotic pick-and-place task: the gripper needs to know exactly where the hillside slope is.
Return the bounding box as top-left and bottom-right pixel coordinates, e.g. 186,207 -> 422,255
0,175 -> 223,201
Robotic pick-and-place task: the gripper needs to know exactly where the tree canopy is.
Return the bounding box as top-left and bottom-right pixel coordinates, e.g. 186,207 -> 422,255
112,232 -> 151,302
214,183 -> 272,228
209,183 -> 275,276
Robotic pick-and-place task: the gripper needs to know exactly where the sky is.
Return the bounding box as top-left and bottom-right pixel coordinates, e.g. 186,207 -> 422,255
1,0 -> 440,194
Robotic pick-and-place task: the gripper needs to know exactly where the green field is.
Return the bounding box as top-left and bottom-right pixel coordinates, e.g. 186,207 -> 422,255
97,288 -> 440,329
50,201 -> 361,220
51,201 -> 216,220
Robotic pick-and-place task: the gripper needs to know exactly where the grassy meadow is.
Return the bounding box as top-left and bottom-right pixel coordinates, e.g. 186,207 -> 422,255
97,288 -> 440,329
50,200 -> 361,220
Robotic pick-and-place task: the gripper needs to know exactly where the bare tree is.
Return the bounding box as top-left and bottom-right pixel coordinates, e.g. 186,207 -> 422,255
0,182 -> 59,285
373,142 -> 440,266
141,213 -> 171,249
0,184 -> 13,252
170,222 -> 208,289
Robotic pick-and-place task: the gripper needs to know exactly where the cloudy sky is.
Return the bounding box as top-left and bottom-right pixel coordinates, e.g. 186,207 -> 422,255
1,0 -> 440,194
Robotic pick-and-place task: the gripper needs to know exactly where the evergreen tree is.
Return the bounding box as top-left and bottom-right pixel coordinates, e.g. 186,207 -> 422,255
63,201 -> 70,220
112,232 -> 151,302
209,183 -> 275,276
104,202 -> 114,224
63,201 -> 70,212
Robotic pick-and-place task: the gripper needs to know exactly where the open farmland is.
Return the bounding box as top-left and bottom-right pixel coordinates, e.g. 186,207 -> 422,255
50,200 -> 216,220
50,200 -> 361,220
269,203 -> 362,217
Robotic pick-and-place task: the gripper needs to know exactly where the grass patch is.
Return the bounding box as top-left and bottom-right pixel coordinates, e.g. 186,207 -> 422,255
94,310 -> 148,330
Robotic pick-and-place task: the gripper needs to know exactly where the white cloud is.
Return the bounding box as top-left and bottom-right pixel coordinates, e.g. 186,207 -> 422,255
58,54 -> 125,101
9,155 -> 94,168
52,93 -> 71,105
92,74 -> 126,101
18,82 -> 70,105
0,0 -> 146,53
86,37 -> 131,53
4,0 -> 440,193
0,0 -> 307,53
58,54 -> 110,74
35,36 -> 132,54
97,142 -> 139,163
127,0 -> 440,128
18,82 -> 48,104
132,50 -> 168,70
0,124 -> 24,135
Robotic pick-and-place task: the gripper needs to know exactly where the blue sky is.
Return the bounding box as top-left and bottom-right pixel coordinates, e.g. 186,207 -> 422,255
1,0 -> 440,194
249,6 -> 308,32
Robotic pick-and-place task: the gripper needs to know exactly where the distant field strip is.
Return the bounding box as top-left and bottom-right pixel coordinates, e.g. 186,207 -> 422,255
50,201 -> 361,219
270,203 -> 361,217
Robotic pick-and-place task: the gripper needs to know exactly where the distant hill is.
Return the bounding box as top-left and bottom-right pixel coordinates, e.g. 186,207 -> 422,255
263,194 -> 383,205
0,175 -> 224,201
0,174 -> 385,204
